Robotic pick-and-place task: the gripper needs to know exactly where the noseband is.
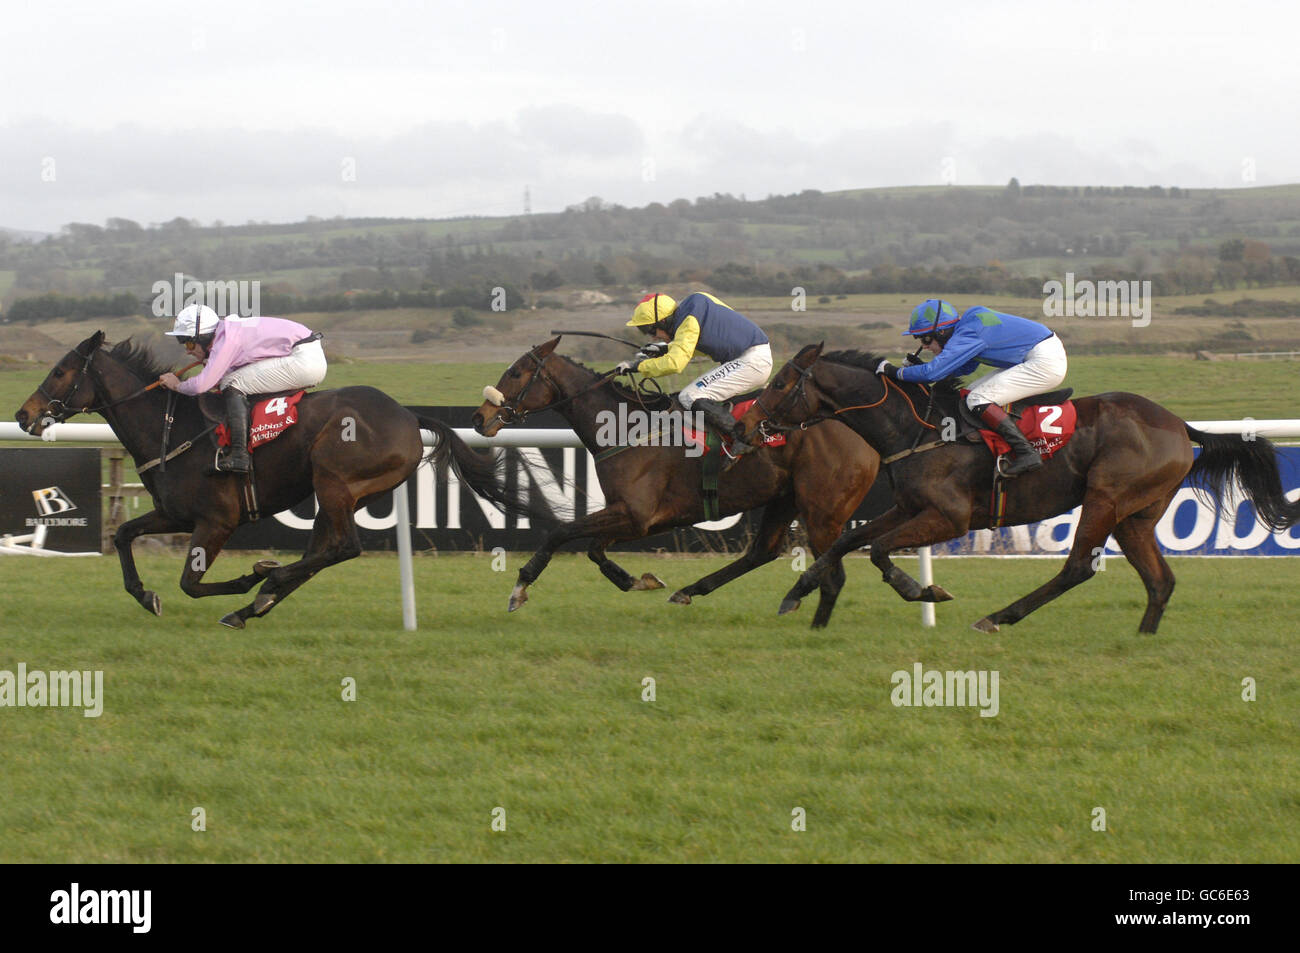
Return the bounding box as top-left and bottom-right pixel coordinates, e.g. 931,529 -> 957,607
493,348 -> 560,425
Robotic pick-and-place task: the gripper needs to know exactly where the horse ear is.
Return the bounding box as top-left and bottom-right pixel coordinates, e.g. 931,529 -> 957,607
537,336 -> 561,356
83,330 -> 106,352
797,342 -> 823,365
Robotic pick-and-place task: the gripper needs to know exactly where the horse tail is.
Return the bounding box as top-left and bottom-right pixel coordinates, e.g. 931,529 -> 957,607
414,415 -> 570,524
1184,424 -> 1300,532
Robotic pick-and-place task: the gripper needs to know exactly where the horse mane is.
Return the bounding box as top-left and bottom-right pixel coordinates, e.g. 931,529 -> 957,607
554,353 -> 676,409
821,349 -> 966,414
106,337 -> 174,383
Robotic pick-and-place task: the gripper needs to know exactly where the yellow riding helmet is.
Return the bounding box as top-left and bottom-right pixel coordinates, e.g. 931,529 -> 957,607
627,293 -> 677,327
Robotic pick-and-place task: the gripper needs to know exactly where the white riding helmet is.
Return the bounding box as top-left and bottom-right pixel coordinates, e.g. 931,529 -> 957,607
165,304 -> 220,338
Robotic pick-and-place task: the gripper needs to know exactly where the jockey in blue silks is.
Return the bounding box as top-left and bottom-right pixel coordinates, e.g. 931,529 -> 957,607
874,299 -> 1068,477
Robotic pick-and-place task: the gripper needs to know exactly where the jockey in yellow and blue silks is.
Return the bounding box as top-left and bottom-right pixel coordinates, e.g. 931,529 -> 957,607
617,291 -> 773,453
875,299 -> 1068,477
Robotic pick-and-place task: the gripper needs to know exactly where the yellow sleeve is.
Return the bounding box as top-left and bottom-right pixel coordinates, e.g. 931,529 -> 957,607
636,315 -> 699,377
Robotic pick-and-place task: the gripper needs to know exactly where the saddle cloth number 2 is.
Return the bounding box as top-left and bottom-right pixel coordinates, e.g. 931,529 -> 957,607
1038,405 -> 1064,435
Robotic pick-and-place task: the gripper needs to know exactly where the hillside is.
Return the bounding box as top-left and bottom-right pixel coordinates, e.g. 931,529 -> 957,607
4,184 -> 1300,317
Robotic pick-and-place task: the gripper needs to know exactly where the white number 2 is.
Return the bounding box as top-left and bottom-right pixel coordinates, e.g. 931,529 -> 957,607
264,396 -> 289,417
1039,405 -> 1063,435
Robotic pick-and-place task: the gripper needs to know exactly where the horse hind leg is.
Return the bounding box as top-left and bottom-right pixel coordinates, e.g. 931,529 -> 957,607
1111,496 -> 1177,634
974,494 -> 1119,633
588,539 -> 665,592
219,472 -> 363,628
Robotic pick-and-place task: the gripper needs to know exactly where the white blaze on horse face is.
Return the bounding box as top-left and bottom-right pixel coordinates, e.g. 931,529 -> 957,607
482,385 -> 505,407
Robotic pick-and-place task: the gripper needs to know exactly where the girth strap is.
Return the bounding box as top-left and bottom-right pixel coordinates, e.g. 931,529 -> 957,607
137,424 -> 218,473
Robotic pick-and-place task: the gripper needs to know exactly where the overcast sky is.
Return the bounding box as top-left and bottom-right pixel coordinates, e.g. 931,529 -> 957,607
3,0 -> 1298,233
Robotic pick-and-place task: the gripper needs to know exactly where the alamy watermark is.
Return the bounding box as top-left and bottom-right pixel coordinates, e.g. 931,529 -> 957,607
890,662 -> 999,717
151,272 -> 261,318
595,404 -> 707,458
1,662 -> 103,717
50,883 -> 150,933
1042,272 -> 1151,328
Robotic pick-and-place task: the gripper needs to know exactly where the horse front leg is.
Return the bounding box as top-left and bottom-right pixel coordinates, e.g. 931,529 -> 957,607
178,521 -> 277,601
509,503 -> 640,612
778,506 -> 912,615
668,497 -> 795,605
866,509 -> 960,603
113,509 -> 190,616
220,477 -> 364,628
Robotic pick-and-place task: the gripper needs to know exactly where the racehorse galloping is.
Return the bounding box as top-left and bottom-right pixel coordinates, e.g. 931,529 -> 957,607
471,337 -> 881,627
738,344 -> 1300,633
16,331 -> 551,628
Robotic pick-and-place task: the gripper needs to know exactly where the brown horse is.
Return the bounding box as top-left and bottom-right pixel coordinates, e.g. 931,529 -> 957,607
738,344 -> 1300,633
471,337 -> 881,627
15,331 -> 552,627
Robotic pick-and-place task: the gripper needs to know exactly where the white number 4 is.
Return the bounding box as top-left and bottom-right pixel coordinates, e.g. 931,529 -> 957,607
1039,405 -> 1063,435
264,396 -> 289,417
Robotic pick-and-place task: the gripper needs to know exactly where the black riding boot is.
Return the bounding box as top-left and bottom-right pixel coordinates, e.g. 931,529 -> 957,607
691,398 -> 744,451
218,387 -> 252,474
976,403 -> 1042,478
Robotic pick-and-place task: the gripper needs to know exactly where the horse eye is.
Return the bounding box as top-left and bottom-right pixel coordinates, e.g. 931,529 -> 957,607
509,369 -> 522,379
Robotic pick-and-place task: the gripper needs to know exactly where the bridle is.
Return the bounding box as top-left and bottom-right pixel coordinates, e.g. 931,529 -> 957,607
490,347 -> 622,425
34,342 -> 177,425
492,347 -> 562,425
752,356 -> 938,442
34,344 -> 97,423
753,360 -> 820,436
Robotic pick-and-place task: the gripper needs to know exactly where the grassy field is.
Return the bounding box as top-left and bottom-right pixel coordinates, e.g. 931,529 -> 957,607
0,552 -> 1295,863
4,354 -> 1300,422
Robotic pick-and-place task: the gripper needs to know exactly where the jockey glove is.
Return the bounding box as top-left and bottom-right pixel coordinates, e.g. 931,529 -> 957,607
875,359 -> 900,378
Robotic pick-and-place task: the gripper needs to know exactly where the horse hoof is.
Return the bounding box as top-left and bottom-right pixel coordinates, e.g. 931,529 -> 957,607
634,573 -> 665,591
922,585 -> 954,603
668,590 -> 692,605
254,560 -> 281,576
508,585 -> 528,612
253,592 -> 278,615
779,598 -> 801,615
141,591 -> 162,616
219,612 -> 245,629
972,617 -> 1000,633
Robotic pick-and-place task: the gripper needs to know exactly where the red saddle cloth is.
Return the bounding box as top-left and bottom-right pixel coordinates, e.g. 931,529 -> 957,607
216,391 -> 305,451
979,400 -> 1078,460
683,398 -> 787,453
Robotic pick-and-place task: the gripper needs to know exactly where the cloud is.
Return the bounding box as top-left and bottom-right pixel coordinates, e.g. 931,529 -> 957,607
0,110 -> 1288,232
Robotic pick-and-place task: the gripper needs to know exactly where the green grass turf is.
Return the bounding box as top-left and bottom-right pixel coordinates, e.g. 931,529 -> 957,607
0,552 -> 1294,863
4,355 -> 1299,423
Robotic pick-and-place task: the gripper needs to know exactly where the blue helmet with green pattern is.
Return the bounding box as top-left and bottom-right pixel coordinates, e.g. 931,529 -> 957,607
903,299 -> 960,337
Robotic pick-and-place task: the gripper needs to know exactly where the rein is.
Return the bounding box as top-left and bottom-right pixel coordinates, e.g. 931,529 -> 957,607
491,348 -> 621,424
757,367 -> 937,435
37,343 -> 211,471
38,349 -> 203,422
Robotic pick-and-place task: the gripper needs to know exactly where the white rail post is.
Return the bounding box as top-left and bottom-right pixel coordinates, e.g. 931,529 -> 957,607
918,545 -> 936,627
392,480 -> 417,631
